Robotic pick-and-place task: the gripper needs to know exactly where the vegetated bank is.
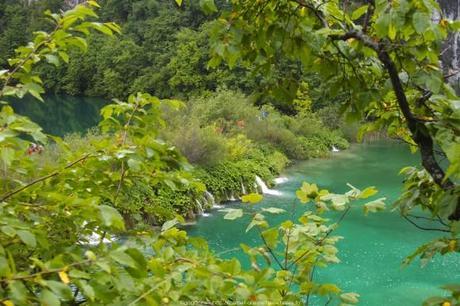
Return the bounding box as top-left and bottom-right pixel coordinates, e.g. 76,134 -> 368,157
1,0 -> 352,226
31,90 -> 350,227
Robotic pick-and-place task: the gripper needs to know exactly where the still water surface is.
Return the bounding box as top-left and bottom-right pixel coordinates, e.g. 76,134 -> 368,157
188,142 -> 459,305
10,94 -> 106,136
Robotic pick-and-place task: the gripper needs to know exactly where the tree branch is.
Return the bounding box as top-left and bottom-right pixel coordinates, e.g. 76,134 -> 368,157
330,29 -> 459,220
0,154 -> 91,202
257,227 -> 284,270
362,0 -> 375,33
403,216 -> 450,233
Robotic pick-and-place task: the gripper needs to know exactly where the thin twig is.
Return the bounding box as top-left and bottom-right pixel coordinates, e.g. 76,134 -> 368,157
257,227 -> 284,270
112,99 -> 140,205
289,207 -> 351,269
403,215 -> 450,233
1,260 -> 91,283
0,154 -> 91,202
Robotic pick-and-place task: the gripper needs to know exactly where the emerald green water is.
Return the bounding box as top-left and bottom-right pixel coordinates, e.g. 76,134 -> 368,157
10,95 -> 106,136
188,142 -> 459,305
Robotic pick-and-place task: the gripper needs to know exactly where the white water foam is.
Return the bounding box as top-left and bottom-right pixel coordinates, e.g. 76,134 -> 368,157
255,176 -> 282,196
274,177 -> 288,185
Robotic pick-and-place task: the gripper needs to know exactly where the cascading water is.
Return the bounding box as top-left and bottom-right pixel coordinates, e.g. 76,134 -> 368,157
241,182 -> 247,195
332,145 -> 340,152
195,198 -> 211,217
204,191 -> 216,206
274,177 -> 289,185
255,176 -> 283,196
195,199 -> 204,215
227,192 -> 237,202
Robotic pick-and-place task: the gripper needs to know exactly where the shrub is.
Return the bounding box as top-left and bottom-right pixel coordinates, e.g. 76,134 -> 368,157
172,122 -> 228,166
189,90 -> 258,129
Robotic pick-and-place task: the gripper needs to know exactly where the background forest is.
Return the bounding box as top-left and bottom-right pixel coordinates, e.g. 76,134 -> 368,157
0,0 -> 459,305
0,0 -> 352,223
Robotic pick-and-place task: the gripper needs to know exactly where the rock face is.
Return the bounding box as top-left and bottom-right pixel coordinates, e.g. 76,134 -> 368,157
64,0 -> 85,8
438,0 -> 460,86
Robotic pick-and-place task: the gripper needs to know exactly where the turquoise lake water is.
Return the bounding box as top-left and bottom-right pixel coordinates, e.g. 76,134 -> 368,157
188,142 -> 459,305
10,94 -> 106,136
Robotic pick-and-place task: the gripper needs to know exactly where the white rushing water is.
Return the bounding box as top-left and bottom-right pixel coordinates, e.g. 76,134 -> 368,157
227,192 -> 237,201
84,232 -> 112,246
332,145 -> 340,152
255,176 -> 283,196
195,199 -> 204,215
204,191 -> 216,206
274,177 -> 289,185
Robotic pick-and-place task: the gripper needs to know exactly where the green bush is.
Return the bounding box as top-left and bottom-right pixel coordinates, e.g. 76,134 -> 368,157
171,122 -> 228,167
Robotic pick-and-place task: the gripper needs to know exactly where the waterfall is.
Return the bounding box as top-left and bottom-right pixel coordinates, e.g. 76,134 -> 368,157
204,191 -> 216,207
274,177 -> 289,185
195,199 -> 204,215
241,182 -> 247,194
332,145 -> 340,152
255,176 -> 282,196
228,192 -> 237,202
84,232 -> 112,246
195,199 -> 211,217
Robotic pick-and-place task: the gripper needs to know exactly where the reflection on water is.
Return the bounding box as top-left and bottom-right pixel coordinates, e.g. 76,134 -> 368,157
10,94 -> 106,136
188,142 -> 459,305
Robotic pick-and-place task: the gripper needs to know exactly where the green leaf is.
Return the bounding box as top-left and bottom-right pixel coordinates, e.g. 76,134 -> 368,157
351,5 -> 368,20
23,82 -> 44,102
1,148 -> 15,167
359,186 -> 378,199
318,283 -> 341,295
161,218 -> 179,232
175,0 -> 183,6
46,280 -> 73,301
261,228 -> 278,248
9,281 -> 28,303
99,205 -> 125,230
246,213 -> 268,232
127,158 -> 142,171
199,0 -> 217,14
79,281 -> 95,301
413,12 -> 430,34
375,13 -> 390,38
110,249 -> 137,268
87,0 -> 100,8
16,230 -> 36,248
222,208 -> 243,220
388,22 -> 396,40
39,289 -> 60,306
363,198 -> 386,215
340,292 -> 360,304
261,207 -> 286,214
90,22 -> 114,36
45,54 -> 60,66
241,193 -> 263,204
1,226 -> 16,238
0,256 -> 11,277
296,190 -> 309,203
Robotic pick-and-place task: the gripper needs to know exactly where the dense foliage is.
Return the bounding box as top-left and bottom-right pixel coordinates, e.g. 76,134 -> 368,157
0,0 -> 459,305
204,0 -> 460,303
0,0 -> 351,225
0,3 -> 386,305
